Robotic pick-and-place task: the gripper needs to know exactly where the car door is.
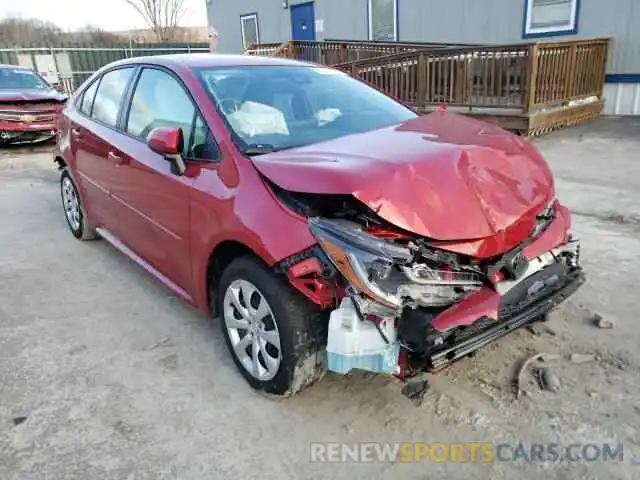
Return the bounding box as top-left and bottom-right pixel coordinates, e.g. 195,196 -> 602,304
108,66 -> 217,295
70,67 -> 136,229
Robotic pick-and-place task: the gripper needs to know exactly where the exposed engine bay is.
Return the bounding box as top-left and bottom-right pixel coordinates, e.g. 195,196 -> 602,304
273,183 -> 585,379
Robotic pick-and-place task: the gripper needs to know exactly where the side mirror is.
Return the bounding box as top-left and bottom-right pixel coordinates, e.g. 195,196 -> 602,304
146,127 -> 186,175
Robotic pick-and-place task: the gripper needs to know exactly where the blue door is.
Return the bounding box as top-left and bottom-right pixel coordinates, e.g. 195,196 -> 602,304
291,2 -> 316,41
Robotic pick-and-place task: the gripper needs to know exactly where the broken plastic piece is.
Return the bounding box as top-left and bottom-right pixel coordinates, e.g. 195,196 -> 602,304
326,298 -> 399,375
401,377 -> 430,406
535,367 -> 561,392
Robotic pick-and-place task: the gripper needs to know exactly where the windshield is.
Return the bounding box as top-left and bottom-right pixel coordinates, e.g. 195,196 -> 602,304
0,68 -> 50,91
195,65 -> 417,153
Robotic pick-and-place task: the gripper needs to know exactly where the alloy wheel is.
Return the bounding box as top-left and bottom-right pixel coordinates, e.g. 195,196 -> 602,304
61,176 -> 81,232
223,279 -> 282,381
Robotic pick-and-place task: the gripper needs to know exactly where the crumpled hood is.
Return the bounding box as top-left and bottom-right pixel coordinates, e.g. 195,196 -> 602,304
0,89 -> 66,103
252,112 -> 555,247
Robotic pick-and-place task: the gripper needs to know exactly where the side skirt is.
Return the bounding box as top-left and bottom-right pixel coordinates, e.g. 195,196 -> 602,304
95,227 -> 195,306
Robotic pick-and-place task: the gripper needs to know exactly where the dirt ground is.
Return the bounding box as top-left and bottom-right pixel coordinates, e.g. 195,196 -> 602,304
1,118 -> 639,480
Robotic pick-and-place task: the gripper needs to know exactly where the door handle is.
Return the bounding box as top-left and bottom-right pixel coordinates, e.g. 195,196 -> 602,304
107,151 -> 125,165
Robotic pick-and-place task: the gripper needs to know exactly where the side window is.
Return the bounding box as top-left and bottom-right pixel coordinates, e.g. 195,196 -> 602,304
189,114 -> 219,161
91,68 -> 134,127
126,67 -> 218,161
126,68 -> 195,156
79,80 -> 99,116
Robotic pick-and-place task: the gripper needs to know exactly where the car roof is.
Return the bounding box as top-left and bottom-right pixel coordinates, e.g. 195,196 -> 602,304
0,64 -> 32,71
104,53 -> 319,70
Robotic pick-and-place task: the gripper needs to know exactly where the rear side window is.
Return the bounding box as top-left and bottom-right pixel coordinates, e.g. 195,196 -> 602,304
80,80 -> 99,116
126,67 -> 217,160
91,68 -> 134,127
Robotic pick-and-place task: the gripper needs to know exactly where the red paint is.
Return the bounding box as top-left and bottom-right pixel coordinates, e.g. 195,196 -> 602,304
147,127 -> 183,155
287,275 -> 335,308
366,224 -> 414,241
431,211 -> 569,332
57,54 -> 571,319
287,258 -> 335,308
396,348 -> 408,379
288,258 -> 323,277
489,271 -> 505,283
252,113 -> 555,258
431,287 -> 501,331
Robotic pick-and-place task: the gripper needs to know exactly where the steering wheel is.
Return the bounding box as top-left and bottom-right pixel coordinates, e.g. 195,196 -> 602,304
219,98 -> 241,115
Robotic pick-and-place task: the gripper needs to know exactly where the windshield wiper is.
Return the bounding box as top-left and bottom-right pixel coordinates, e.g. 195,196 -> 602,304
241,144 -> 281,156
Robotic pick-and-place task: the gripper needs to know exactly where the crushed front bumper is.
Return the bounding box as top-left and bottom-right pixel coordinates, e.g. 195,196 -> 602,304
426,264 -> 585,370
0,122 -> 56,145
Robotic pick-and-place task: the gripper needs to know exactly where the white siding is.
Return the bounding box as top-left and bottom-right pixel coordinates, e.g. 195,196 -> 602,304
208,0 -> 640,115
209,0 -> 640,74
604,83 -> 640,116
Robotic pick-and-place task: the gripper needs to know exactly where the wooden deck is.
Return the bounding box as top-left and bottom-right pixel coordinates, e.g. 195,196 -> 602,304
245,38 -> 610,136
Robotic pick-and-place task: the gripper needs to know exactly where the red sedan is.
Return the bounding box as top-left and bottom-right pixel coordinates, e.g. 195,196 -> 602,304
55,54 -> 584,396
0,65 -> 67,146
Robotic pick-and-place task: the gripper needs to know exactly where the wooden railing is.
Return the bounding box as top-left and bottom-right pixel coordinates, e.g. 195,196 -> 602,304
325,38 -> 482,47
527,39 -> 609,111
331,38 -> 609,114
244,38 -> 610,134
245,40 -> 475,64
333,44 -> 531,109
244,42 -> 285,57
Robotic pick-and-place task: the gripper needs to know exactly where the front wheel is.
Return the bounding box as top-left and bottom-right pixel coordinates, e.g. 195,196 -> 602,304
218,256 -> 327,396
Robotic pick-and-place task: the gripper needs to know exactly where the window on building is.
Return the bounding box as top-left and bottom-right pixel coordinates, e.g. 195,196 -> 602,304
240,13 -> 260,50
368,0 -> 397,42
523,0 -> 580,37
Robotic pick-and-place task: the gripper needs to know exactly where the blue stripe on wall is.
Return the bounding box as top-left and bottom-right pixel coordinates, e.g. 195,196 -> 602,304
605,74 -> 640,84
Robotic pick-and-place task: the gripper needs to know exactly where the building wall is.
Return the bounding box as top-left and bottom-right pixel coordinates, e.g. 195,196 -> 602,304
398,0 -> 640,75
208,0 -> 368,53
207,0 -> 640,113
603,83 -> 640,115
209,0 -> 639,73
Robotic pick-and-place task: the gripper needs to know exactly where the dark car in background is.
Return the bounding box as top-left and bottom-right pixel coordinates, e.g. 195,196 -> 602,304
0,64 -> 67,146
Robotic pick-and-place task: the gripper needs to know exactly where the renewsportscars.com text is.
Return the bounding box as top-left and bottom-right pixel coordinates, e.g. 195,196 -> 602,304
310,442 -> 624,464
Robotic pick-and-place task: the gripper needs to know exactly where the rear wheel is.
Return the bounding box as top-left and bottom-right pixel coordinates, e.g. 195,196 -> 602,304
60,169 -> 98,240
218,256 -> 327,396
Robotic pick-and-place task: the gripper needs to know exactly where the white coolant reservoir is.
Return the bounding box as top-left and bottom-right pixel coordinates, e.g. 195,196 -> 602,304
326,297 -> 400,375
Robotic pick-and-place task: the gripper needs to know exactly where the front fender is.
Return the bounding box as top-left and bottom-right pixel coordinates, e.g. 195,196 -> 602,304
189,160 -> 317,312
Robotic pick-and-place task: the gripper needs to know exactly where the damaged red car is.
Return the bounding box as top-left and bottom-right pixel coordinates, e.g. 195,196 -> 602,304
55,55 -> 584,396
0,64 -> 67,146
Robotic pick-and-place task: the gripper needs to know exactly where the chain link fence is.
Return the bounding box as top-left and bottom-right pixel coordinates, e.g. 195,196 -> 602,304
0,42 -> 210,93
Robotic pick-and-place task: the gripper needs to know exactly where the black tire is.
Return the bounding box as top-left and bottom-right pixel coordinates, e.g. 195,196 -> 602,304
217,255 -> 327,396
60,168 -> 99,241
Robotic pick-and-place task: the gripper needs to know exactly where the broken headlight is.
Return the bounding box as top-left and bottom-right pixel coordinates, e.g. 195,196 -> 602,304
308,217 -> 483,309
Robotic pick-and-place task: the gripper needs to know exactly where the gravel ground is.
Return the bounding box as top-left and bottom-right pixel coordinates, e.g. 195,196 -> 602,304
1,117 -> 639,479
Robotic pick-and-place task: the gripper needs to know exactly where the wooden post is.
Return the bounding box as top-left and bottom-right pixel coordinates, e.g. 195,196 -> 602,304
340,43 -> 348,64
272,41 -> 289,57
288,41 -> 296,59
417,53 -> 426,109
564,43 -> 578,100
599,39 -> 610,100
523,44 -> 539,114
